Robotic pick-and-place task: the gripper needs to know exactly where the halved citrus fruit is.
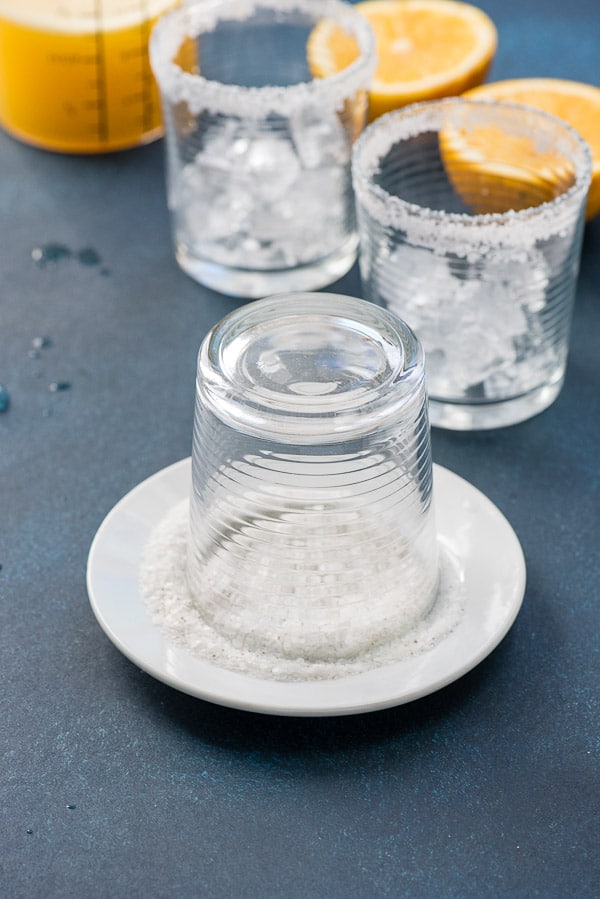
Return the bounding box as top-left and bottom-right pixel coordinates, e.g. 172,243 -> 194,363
307,0 -> 497,120
438,104 -> 581,216
465,79 -> 600,219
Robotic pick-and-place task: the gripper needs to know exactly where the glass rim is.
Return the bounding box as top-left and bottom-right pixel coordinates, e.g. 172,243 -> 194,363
150,0 -> 377,118
196,293 -> 425,444
352,97 -> 593,241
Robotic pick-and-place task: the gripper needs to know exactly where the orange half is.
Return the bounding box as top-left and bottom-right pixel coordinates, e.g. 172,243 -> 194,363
465,78 -> 600,219
439,113 -> 579,215
307,0 -> 497,120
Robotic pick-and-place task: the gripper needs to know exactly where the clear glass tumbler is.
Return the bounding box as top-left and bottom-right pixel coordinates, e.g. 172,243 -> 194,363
150,0 -> 376,298
352,99 -> 592,430
187,293 -> 438,663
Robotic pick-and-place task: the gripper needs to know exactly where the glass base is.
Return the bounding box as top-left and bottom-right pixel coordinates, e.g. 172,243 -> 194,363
429,378 -> 564,431
0,119 -> 164,155
175,235 -> 358,298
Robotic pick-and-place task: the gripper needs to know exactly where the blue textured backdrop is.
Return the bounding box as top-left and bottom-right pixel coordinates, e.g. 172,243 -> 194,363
1,1 -> 598,896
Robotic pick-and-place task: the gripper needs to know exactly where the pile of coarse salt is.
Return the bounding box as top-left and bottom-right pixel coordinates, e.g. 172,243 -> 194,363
139,500 -> 465,682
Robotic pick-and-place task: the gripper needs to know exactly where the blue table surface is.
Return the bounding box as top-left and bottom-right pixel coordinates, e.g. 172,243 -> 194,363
1,1 -> 598,896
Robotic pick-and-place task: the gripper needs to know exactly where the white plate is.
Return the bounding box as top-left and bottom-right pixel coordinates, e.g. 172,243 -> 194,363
87,458 -> 526,717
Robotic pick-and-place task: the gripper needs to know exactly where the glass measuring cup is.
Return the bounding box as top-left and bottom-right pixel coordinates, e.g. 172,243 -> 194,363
0,0 -> 179,154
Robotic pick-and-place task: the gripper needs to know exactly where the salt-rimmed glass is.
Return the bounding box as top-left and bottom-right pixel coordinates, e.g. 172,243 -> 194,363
352,99 -> 592,430
187,293 -> 438,662
150,0 -> 376,297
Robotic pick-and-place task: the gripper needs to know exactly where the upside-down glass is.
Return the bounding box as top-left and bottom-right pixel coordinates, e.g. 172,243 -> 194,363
187,293 -> 438,662
352,99 -> 592,430
150,0 -> 376,297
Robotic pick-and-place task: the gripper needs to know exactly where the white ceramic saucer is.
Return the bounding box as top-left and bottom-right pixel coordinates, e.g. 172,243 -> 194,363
87,458 -> 526,717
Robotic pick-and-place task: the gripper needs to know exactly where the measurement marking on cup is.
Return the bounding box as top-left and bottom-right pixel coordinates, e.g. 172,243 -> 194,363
138,2 -> 154,133
93,0 -> 109,144
121,46 -> 145,61
49,53 -> 99,65
122,92 -> 146,107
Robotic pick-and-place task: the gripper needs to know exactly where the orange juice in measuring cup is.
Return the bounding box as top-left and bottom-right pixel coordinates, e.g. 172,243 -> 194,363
0,0 -> 179,154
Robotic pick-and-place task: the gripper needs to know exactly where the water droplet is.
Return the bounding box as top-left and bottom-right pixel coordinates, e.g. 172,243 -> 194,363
77,247 -> 101,267
66,804 -> 76,810
48,381 -> 71,393
0,385 -> 10,412
26,828 -> 33,835
32,336 -> 52,350
32,243 -> 73,266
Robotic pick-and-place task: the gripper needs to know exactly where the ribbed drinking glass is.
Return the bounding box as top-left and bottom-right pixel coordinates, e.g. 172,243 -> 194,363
352,98 -> 592,430
187,293 -> 438,662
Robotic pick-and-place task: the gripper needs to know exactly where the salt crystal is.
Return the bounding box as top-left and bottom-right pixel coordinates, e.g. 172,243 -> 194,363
151,0 -> 376,120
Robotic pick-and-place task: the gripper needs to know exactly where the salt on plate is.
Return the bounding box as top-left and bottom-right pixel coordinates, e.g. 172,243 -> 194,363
139,499 -> 465,683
